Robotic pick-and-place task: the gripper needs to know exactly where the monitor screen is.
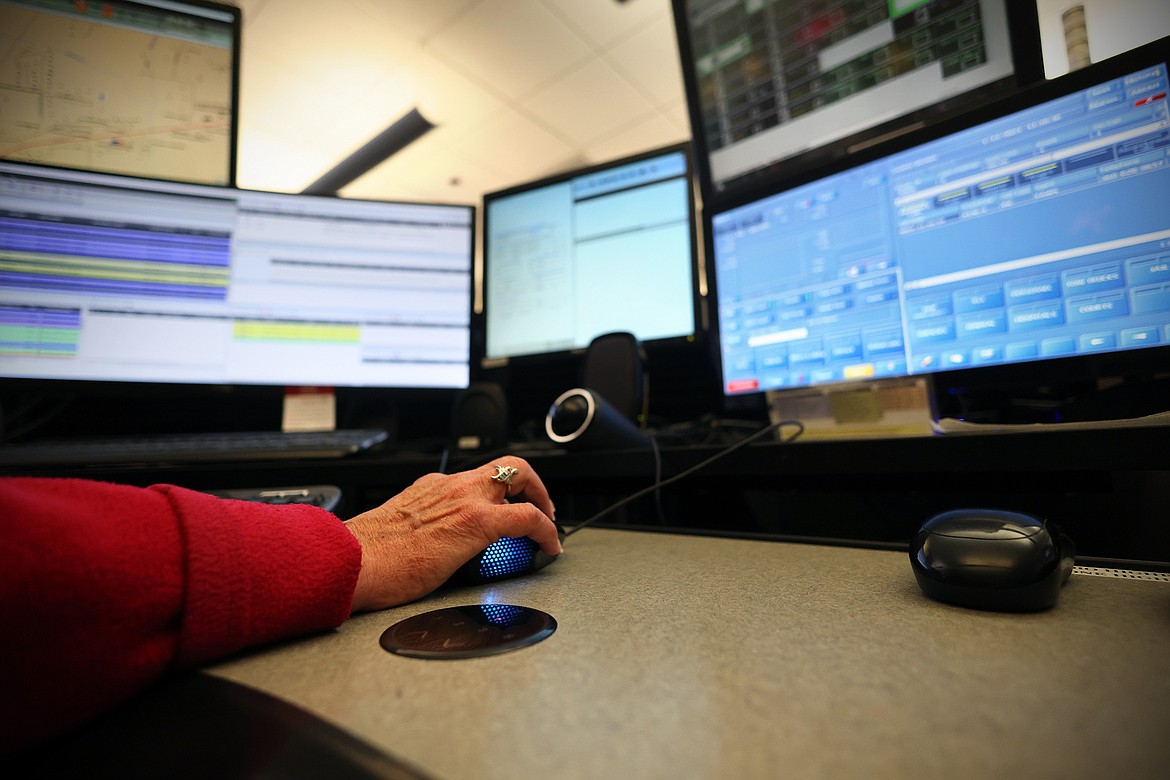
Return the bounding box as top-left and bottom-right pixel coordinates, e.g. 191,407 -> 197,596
480,144 -> 700,364
0,161 -> 473,388
0,0 -> 240,186
710,39 -> 1170,397
673,0 -> 1042,203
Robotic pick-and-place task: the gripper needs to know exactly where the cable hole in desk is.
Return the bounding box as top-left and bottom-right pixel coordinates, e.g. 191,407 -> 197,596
379,605 -> 556,659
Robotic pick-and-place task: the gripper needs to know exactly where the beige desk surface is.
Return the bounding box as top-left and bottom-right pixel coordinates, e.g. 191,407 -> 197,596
209,529 -> 1170,780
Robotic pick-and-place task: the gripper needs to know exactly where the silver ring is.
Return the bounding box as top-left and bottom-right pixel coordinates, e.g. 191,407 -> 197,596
490,464 -> 519,495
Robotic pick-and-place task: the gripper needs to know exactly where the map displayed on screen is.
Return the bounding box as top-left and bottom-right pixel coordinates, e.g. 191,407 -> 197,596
0,0 -> 237,185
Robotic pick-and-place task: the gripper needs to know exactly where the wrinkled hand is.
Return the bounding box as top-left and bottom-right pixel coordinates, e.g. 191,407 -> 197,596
344,457 -> 561,612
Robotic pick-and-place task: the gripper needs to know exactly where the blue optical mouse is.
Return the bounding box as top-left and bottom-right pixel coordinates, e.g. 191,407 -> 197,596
910,508 -> 1075,612
448,523 -> 565,586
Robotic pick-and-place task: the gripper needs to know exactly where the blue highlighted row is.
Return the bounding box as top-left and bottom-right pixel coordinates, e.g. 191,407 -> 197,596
1,218 -> 232,266
0,273 -> 227,300
0,304 -> 82,328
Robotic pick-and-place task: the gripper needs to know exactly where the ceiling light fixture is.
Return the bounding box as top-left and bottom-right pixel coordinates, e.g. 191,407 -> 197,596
302,107 -> 436,196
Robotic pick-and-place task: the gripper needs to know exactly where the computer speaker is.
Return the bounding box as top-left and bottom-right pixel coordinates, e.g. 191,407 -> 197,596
582,331 -> 646,423
450,382 -> 508,451
545,388 -> 649,451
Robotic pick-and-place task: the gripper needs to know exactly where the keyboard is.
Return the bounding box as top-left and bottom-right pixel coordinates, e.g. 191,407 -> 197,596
0,428 -> 389,467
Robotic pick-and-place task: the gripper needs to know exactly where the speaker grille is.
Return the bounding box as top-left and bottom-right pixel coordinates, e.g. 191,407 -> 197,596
478,536 -> 538,579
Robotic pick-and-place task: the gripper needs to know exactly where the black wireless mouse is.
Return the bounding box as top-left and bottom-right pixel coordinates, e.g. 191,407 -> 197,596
910,508 -> 1075,611
448,523 -> 566,586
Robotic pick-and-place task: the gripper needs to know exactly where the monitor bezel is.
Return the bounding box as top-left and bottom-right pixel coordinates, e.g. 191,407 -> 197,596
672,0 -> 1045,213
702,35 -> 1170,418
0,0 -> 243,188
473,141 -> 707,371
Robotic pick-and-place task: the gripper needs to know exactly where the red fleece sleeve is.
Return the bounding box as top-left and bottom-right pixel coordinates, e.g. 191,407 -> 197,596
0,477 -> 363,754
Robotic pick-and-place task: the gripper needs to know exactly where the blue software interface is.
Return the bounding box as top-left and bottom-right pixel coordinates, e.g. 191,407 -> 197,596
713,60 -> 1170,395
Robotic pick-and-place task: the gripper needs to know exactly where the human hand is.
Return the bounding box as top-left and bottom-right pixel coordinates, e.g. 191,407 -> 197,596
343,457 -> 561,612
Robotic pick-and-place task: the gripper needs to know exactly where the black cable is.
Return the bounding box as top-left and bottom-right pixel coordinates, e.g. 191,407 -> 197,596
563,418 -> 804,538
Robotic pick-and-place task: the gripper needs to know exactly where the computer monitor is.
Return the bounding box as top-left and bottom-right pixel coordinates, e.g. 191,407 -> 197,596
0,0 -> 241,186
478,143 -> 701,366
672,0 -> 1043,204
0,161 -> 473,389
709,37 -> 1170,408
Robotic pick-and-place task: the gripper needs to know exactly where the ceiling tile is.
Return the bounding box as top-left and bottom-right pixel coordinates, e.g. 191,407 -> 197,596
543,0 -> 671,48
232,0 -> 695,204
660,96 -> 693,135
446,108 -> 577,191
243,0 -> 413,69
237,51 -> 319,138
412,48 -> 508,133
239,49 -> 420,186
345,0 -> 477,42
425,0 -> 592,101
233,0 -> 267,26
604,12 -> 686,107
342,130 -> 496,204
586,112 -> 689,163
236,129 -> 324,193
241,7 -> 415,125
524,58 -> 657,147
